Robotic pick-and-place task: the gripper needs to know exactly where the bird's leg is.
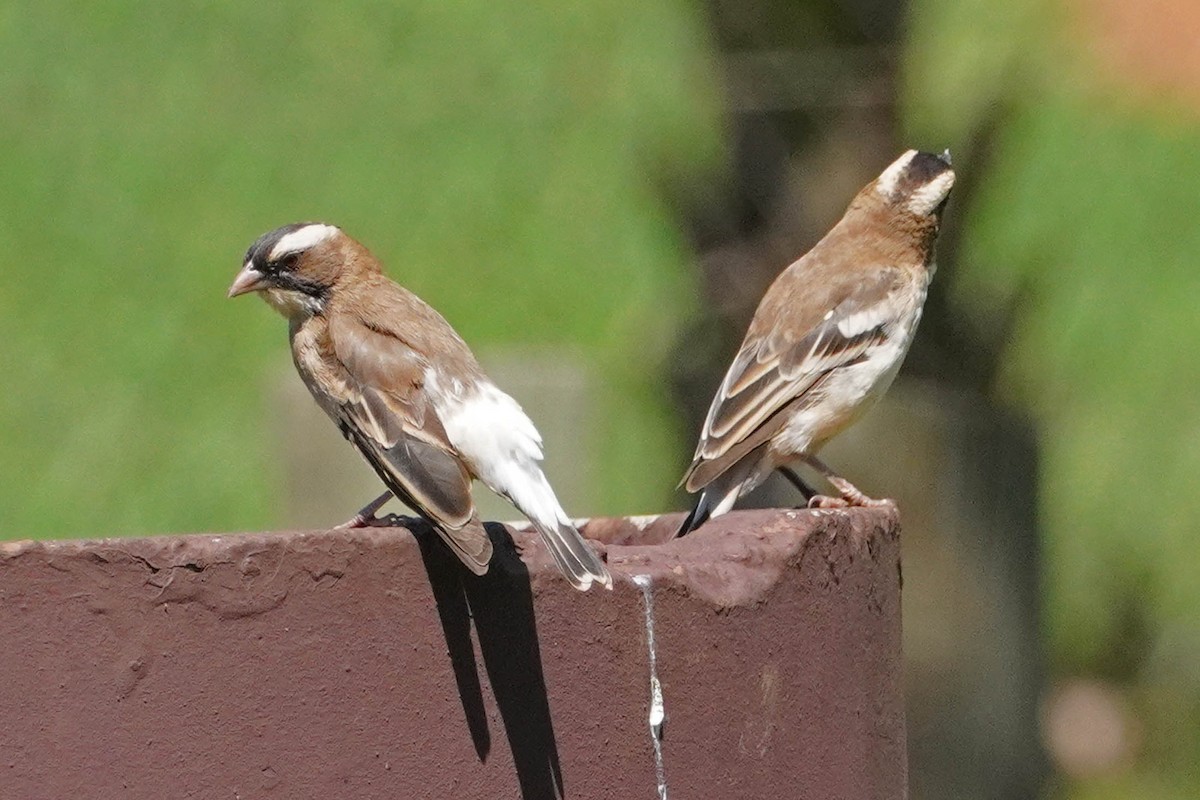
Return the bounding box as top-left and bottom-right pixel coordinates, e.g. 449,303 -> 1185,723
799,455 -> 892,508
777,466 -> 818,504
335,490 -> 394,528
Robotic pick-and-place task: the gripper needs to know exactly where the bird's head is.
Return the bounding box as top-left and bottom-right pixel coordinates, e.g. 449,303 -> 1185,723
228,222 -> 367,319
865,149 -> 955,220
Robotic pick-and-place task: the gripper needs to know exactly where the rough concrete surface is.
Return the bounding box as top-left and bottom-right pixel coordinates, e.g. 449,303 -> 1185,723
0,507 -> 904,799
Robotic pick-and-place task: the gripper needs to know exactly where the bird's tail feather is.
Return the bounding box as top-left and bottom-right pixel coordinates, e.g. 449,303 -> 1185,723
504,466 -> 611,591
528,517 -> 612,592
438,519 -> 493,576
676,463 -> 750,537
677,490 -> 713,537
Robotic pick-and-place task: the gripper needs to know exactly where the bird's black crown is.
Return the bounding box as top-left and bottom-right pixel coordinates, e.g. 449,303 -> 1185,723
907,151 -> 952,182
243,222 -> 314,272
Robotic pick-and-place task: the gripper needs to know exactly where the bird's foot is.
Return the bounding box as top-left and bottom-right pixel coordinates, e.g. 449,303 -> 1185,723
854,496 -> 895,507
334,513 -> 376,529
807,494 -> 851,509
807,491 -> 893,509
826,475 -> 892,507
806,484 -> 892,510
381,513 -> 423,528
334,491 -> 395,529
797,457 -> 891,509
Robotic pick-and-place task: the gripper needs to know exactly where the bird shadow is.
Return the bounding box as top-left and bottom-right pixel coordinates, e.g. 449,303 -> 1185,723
415,520 -> 564,800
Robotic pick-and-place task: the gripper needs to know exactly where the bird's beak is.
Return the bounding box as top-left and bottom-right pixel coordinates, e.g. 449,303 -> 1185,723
227,262 -> 267,298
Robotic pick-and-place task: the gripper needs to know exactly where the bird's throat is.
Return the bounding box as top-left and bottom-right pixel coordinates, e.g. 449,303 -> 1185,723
260,287 -> 325,321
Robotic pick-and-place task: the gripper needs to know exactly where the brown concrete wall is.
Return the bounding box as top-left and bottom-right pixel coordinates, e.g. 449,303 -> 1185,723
0,507 -> 905,800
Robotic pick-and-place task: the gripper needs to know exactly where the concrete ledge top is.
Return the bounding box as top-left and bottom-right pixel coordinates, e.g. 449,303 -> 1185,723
1,506 -> 899,608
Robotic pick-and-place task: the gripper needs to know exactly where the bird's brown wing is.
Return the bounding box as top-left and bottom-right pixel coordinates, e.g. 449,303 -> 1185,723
682,267 -> 906,492
326,314 -> 491,572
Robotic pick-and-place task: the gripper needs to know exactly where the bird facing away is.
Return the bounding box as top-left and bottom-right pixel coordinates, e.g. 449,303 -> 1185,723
228,223 -> 612,590
677,149 -> 955,536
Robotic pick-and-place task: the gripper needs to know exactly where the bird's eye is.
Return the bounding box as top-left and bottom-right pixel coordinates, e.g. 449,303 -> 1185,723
267,252 -> 299,274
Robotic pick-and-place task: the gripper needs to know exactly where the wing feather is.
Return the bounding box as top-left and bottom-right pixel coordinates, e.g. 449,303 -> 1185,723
683,268 -> 906,490
328,315 -> 478,531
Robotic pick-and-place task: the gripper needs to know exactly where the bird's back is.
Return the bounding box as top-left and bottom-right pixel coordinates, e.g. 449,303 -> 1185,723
328,272 -> 484,381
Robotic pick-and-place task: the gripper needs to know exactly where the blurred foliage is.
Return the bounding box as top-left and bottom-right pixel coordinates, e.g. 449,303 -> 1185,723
0,1 -> 723,538
905,0 -> 1200,795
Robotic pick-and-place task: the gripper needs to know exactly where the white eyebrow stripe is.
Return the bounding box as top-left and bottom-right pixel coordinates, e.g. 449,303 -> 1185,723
905,171 -> 956,216
268,224 -> 339,261
875,149 -> 918,198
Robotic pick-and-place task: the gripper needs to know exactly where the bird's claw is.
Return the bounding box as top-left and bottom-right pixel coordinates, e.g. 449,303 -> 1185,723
335,514 -> 377,529
856,496 -> 895,507
808,495 -> 851,509
807,494 -> 894,509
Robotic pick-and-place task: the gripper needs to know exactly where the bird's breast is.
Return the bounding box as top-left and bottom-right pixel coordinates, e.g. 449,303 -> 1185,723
774,280 -> 927,455
289,321 -> 349,420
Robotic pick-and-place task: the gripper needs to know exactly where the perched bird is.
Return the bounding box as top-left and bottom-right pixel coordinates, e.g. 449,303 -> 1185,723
677,149 -> 955,536
228,223 -> 611,590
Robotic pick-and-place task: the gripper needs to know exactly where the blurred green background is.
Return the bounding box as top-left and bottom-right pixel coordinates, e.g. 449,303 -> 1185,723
2,0 -> 1199,797
0,0 -> 723,535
